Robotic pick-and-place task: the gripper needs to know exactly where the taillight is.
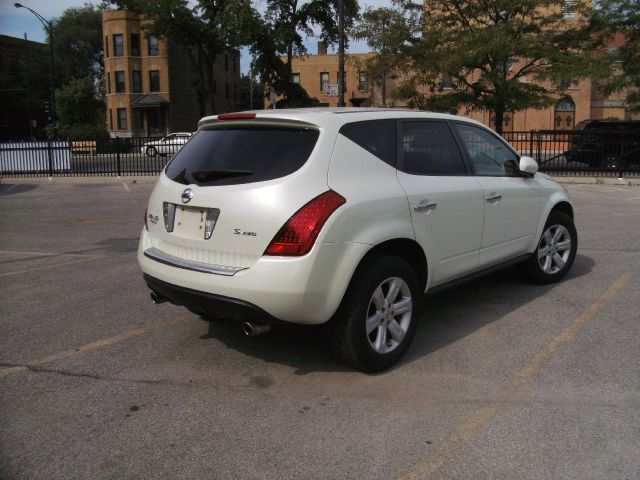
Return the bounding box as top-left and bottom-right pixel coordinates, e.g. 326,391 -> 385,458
218,113 -> 256,120
264,191 -> 346,256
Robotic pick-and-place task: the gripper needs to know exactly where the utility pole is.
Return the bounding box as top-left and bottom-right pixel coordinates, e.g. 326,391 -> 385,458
338,0 -> 345,108
24,33 -> 33,139
15,3 -> 57,137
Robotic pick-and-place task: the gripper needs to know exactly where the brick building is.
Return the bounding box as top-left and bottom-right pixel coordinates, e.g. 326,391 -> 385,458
103,10 -> 241,137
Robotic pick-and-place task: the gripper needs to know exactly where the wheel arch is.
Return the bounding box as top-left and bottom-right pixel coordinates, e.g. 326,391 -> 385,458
356,238 -> 428,293
549,200 -> 574,220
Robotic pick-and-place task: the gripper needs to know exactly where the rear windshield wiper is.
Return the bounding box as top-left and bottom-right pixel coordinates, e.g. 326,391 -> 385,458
191,170 -> 254,182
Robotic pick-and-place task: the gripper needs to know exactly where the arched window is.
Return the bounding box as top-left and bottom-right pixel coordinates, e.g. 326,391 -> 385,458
554,97 -> 575,130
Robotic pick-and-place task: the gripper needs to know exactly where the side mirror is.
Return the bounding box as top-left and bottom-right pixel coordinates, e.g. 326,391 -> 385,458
519,156 -> 538,175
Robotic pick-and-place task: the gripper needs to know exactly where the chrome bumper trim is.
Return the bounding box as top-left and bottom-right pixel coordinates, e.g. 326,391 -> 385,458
143,247 -> 245,276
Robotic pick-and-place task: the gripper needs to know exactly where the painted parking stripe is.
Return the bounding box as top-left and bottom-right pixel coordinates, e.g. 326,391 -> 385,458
400,271 -> 632,480
0,316 -> 189,379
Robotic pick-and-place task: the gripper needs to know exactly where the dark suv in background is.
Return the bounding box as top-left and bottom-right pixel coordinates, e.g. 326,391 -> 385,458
564,120 -> 640,169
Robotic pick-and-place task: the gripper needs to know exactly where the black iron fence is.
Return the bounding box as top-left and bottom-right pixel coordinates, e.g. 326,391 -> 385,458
1,130 -> 639,178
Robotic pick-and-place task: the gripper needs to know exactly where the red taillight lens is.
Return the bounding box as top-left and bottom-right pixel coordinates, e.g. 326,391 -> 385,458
218,113 -> 256,120
264,191 -> 346,256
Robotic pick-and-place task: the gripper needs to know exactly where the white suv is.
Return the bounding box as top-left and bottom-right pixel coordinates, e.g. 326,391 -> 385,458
138,108 -> 577,372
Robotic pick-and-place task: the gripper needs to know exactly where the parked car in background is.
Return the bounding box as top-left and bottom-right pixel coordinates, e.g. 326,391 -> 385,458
142,132 -> 193,157
564,120 -> 640,169
139,108 -> 577,372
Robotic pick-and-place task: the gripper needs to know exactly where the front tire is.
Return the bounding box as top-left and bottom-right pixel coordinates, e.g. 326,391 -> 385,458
146,146 -> 158,157
519,211 -> 577,284
333,256 -> 421,372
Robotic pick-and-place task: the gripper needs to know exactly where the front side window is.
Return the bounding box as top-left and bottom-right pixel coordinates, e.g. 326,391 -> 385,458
149,70 -> 160,92
113,34 -> 123,56
340,120 -> 396,167
131,34 -> 140,56
401,121 -> 467,175
117,108 -> 127,129
320,72 -> 329,93
165,127 -> 320,186
115,71 -> 125,93
148,35 -> 159,56
454,123 -> 519,176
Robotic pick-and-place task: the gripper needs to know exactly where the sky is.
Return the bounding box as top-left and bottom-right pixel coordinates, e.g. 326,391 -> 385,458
0,0 -> 393,74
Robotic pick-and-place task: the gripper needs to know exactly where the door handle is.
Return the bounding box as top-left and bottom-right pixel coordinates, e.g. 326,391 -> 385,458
414,200 -> 437,213
486,193 -> 502,203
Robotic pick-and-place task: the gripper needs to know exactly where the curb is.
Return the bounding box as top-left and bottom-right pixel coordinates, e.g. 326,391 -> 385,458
0,175 -> 158,185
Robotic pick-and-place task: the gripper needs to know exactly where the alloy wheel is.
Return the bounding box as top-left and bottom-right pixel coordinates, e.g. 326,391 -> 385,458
366,276 -> 413,354
537,224 -> 572,274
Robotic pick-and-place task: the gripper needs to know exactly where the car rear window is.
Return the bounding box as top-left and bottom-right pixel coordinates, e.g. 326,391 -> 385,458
165,126 -> 320,186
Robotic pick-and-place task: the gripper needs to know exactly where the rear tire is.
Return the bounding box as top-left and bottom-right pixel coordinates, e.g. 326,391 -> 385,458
519,211 -> 577,284
146,146 -> 158,157
333,256 -> 421,372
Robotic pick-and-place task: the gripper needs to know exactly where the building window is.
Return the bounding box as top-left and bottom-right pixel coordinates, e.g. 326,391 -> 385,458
113,34 -> 123,57
107,73 -> 111,94
225,82 -> 229,99
358,72 -> 368,91
115,71 -> 125,93
117,108 -> 127,129
133,109 -> 143,130
225,54 -> 229,71
320,72 -> 329,93
148,35 -> 159,56
149,70 -> 160,92
562,0 -> 577,18
104,35 -> 108,57
132,70 -> 142,93
442,74 -> 453,89
131,34 -> 140,56
109,109 -> 113,130
292,73 -> 300,84
554,97 -> 575,130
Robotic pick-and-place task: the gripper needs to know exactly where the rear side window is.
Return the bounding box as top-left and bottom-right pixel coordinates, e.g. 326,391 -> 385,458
165,126 -> 319,186
401,121 -> 467,175
340,120 -> 396,166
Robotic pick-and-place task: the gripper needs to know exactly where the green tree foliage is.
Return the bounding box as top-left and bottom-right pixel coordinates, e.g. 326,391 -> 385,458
591,0 -> 640,112
113,0 -> 259,116
52,76 -> 106,138
359,0 -> 604,133
49,4 -> 105,89
250,0 -> 359,106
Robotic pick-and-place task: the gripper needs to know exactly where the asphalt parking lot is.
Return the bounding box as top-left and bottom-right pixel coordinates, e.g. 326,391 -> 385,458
1,181 -> 639,480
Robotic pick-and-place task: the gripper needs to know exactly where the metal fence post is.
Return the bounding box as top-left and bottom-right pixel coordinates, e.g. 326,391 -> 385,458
47,138 -> 53,176
116,137 -> 122,176
529,130 -> 534,158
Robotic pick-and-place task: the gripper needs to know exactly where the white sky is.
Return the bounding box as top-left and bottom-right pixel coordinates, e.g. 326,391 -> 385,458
0,0 -> 393,74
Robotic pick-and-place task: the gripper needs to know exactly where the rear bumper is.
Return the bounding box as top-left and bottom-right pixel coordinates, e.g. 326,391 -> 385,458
144,274 -> 282,324
138,228 -> 369,325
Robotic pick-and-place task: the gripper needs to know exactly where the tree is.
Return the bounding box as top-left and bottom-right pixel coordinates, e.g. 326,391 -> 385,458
250,0 -> 359,105
591,0 -> 640,112
360,0 -> 604,134
52,76 -> 106,138
50,4 -> 105,90
113,0 -> 259,116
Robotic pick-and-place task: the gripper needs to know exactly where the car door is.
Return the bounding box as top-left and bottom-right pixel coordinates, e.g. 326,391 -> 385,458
452,122 -> 543,267
396,120 -> 485,286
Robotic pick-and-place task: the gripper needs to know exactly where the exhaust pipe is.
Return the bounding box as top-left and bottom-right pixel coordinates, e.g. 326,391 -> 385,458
150,291 -> 167,304
242,322 -> 271,336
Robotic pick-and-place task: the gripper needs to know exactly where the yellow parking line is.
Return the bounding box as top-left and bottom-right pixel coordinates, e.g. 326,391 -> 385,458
0,316 -> 188,379
0,256 -> 104,278
400,271 -> 632,480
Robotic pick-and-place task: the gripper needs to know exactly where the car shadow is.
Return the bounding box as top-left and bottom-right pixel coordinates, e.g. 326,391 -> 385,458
201,254 -> 594,375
